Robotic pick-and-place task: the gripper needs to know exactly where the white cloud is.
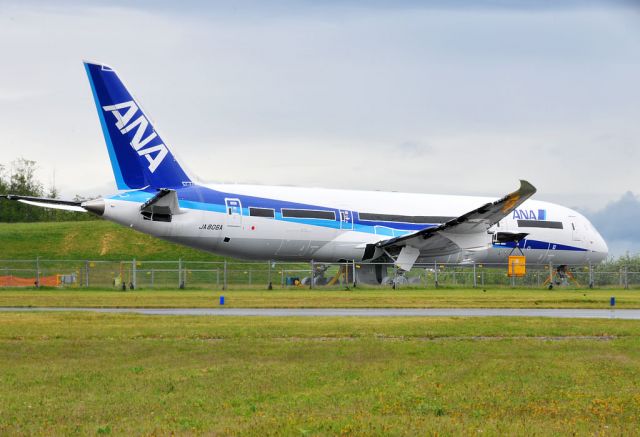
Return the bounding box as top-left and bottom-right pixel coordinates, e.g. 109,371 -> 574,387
580,192 -> 640,257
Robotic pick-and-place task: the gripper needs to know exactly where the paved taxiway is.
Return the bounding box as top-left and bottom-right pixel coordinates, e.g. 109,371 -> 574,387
1,307 -> 639,319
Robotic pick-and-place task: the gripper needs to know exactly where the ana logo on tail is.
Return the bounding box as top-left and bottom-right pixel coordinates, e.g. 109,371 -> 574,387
102,101 -> 168,173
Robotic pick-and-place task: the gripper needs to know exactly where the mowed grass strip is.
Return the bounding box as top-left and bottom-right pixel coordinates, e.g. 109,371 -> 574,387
0,287 -> 638,308
1,313 -> 640,435
0,221 -> 218,261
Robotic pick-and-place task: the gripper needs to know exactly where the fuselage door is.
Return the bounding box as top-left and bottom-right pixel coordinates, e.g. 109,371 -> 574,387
340,210 -> 354,230
569,216 -> 582,241
225,198 -> 243,228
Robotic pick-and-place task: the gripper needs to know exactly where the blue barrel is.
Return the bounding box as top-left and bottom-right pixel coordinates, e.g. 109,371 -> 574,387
219,295 -> 225,305
610,297 -> 615,307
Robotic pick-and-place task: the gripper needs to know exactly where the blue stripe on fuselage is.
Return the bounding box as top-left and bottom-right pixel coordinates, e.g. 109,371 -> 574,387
109,186 -> 436,232
493,241 -> 587,252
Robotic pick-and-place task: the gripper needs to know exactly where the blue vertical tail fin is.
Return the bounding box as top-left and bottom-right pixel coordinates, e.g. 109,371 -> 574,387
84,61 -> 192,190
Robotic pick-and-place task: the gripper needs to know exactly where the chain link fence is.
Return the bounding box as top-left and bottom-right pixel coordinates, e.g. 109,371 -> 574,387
0,258 -> 638,290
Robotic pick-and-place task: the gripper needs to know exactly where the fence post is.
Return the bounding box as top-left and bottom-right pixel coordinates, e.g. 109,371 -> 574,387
151,268 -> 155,288
589,263 -> 594,289
267,261 -> 273,290
619,267 -> 623,287
393,263 -> 397,290
548,262 -> 553,288
352,260 -> 357,288
132,258 -> 136,289
85,260 -> 89,287
343,261 -> 349,286
35,256 -> 40,288
223,259 -> 227,291
624,266 -> 629,290
473,263 -> 477,288
182,261 -> 187,289
434,261 -> 438,288
310,260 -> 314,289
178,258 -> 183,289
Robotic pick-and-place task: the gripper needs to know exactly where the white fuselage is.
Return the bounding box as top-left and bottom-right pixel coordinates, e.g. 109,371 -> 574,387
101,183 -> 609,267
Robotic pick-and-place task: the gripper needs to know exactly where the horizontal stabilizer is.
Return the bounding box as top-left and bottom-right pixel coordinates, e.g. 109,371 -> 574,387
18,200 -> 86,212
1,195 -> 86,212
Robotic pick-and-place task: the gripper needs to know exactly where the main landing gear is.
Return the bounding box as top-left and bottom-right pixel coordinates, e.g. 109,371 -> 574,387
543,265 -> 579,289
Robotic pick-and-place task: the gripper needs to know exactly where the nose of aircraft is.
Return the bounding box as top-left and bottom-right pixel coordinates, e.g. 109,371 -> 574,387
594,230 -> 609,259
570,207 -> 609,263
586,218 -> 609,262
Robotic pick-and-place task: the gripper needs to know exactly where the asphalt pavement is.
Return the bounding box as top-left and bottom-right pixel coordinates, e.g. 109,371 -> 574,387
1,307 -> 639,319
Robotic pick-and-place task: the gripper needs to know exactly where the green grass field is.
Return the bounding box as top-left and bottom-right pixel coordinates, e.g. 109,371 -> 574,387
0,287 -> 637,309
0,221 -> 220,261
2,222 -> 639,434
1,312 -> 639,435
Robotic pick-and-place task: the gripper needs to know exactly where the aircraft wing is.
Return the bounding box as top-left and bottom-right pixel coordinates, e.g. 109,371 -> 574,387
376,180 -> 536,270
0,194 -> 87,212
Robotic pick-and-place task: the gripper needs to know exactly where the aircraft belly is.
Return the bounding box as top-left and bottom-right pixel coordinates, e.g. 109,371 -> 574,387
197,215 -> 340,261
272,220 -> 335,259
411,245 -> 589,268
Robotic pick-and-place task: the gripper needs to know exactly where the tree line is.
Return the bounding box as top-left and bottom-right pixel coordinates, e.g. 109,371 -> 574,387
597,252 -> 640,273
0,158 -> 97,222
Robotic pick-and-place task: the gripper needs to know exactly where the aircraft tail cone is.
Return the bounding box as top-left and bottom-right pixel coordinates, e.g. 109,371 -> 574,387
81,198 -> 105,216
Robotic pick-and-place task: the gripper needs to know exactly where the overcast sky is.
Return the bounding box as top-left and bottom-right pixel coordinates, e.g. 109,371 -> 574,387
0,0 -> 638,256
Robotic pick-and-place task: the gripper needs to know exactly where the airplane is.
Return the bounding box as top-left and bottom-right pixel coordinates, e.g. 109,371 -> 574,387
1,61 -> 609,284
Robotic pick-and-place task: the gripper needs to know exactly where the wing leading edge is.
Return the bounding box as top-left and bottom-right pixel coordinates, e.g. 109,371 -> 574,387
376,180 -> 537,270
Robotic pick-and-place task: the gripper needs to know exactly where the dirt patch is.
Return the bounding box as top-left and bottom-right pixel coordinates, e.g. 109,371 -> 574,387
274,336 -> 359,342
61,229 -> 79,255
100,233 -> 115,256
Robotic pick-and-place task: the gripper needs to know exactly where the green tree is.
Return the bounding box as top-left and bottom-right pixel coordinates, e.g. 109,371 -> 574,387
0,158 -> 100,222
0,158 -> 44,222
0,164 -> 8,196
